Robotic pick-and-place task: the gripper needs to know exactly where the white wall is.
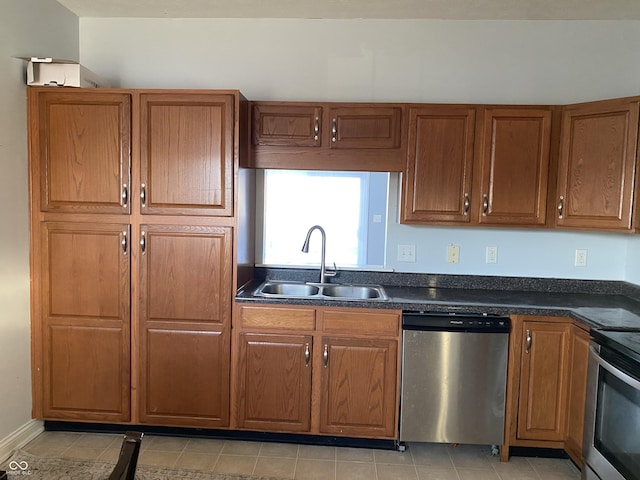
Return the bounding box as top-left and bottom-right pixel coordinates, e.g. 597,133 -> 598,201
79,18 -> 640,282
0,0 -> 78,444
627,236 -> 640,285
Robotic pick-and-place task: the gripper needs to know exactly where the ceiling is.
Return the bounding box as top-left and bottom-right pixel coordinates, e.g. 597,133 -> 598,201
55,0 -> 640,20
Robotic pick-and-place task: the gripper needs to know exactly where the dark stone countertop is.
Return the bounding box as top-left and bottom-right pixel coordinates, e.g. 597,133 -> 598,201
235,268 -> 640,360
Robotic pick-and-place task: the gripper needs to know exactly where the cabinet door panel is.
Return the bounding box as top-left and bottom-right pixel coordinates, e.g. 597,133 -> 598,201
140,93 -> 234,216
252,104 -> 322,147
329,107 -> 402,149
517,322 -> 570,441
320,337 -> 397,438
478,108 -> 551,225
402,106 -> 475,223
556,99 -> 639,230
140,225 -> 232,324
237,333 -> 312,432
40,222 -> 130,421
140,328 -> 229,426
35,90 -> 131,213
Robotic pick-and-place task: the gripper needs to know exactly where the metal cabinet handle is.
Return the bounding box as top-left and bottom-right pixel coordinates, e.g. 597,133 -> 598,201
323,344 -> 329,368
140,183 -> 147,208
304,343 -> 310,367
557,196 -> 564,218
483,194 -> 489,215
331,118 -> 337,143
463,193 -> 470,215
314,117 -> 319,141
121,231 -> 128,255
140,231 -> 146,255
122,184 -> 128,208
525,329 -> 532,354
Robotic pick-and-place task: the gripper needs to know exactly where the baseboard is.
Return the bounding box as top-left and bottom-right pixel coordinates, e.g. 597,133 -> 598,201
0,420 -> 44,463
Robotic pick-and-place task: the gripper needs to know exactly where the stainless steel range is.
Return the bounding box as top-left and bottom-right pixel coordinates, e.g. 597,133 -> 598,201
583,337 -> 640,480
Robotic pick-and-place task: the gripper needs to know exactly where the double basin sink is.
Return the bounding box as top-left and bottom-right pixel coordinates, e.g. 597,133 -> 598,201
254,280 -> 389,302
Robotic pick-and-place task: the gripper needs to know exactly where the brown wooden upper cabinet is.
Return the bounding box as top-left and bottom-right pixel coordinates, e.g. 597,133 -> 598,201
33,90 -> 132,214
402,105 -> 476,224
477,108 -> 552,226
555,97 -> 640,231
250,102 -> 405,171
401,105 -> 553,227
140,93 -> 234,216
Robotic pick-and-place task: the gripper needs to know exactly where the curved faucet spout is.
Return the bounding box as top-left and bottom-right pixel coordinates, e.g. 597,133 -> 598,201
301,225 -> 336,284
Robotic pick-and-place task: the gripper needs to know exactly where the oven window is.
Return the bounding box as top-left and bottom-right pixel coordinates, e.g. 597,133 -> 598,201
595,368 -> 640,480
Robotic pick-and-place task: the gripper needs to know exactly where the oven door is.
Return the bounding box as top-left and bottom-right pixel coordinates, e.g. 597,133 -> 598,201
583,342 -> 640,480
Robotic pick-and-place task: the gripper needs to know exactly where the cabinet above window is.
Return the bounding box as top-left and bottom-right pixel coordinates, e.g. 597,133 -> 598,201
249,101 -> 406,172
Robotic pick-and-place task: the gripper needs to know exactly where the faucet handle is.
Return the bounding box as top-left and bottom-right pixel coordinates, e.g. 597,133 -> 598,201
324,262 -> 338,278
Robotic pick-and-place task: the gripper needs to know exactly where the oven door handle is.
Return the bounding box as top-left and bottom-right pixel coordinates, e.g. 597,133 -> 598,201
590,345 -> 640,390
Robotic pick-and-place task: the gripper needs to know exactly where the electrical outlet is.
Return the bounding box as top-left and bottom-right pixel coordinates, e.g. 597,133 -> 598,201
486,246 -> 498,264
397,244 -> 416,262
447,245 -> 460,264
575,249 -> 588,267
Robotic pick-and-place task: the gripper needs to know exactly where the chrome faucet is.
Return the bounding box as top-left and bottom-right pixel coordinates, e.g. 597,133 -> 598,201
301,225 -> 337,284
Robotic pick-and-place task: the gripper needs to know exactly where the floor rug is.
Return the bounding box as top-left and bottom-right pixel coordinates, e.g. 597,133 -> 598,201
3,449 -> 284,480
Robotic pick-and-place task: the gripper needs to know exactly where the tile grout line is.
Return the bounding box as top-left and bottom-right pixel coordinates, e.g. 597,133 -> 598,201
170,438 -> 190,469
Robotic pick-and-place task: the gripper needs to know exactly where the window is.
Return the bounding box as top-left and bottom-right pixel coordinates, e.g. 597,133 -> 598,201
260,170 -> 388,269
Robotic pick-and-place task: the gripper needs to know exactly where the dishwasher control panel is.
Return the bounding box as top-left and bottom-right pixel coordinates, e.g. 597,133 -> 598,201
402,311 -> 510,333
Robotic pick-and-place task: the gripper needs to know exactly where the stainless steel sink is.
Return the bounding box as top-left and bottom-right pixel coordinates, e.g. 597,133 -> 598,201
321,285 -> 386,300
254,281 -> 388,301
259,282 -> 320,297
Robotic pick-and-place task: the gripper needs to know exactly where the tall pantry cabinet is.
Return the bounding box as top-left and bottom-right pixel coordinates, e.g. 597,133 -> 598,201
28,88 -> 253,427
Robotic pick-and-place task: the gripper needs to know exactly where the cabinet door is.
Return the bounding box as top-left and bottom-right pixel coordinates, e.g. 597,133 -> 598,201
237,333 -> 313,432
33,90 -> 131,214
252,103 -> 322,147
556,99 -> 639,230
517,322 -> 571,441
319,336 -> 398,438
477,108 -> 552,226
328,106 -> 402,150
140,93 -> 234,216
402,106 -> 476,223
138,225 -> 232,427
565,326 -> 591,466
40,222 -> 130,421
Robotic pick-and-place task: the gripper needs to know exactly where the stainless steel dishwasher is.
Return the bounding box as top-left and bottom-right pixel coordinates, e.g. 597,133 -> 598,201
400,311 -> 510,448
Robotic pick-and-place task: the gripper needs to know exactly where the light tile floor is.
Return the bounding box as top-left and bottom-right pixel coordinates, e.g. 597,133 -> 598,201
5,431 -> 582,480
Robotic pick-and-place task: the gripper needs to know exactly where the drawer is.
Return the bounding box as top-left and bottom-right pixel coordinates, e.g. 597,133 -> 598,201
240,305 -> 316,331
321,308 -> 400,336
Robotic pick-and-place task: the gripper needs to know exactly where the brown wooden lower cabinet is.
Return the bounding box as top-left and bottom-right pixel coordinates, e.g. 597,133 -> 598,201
39,222 -> 131,422
503,315 -> 590,466
236,333 -> 313,432
233,304 -> 400,439
565,326 -> 591,464
138,225 -> 233,428
319,336 -> 398,437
